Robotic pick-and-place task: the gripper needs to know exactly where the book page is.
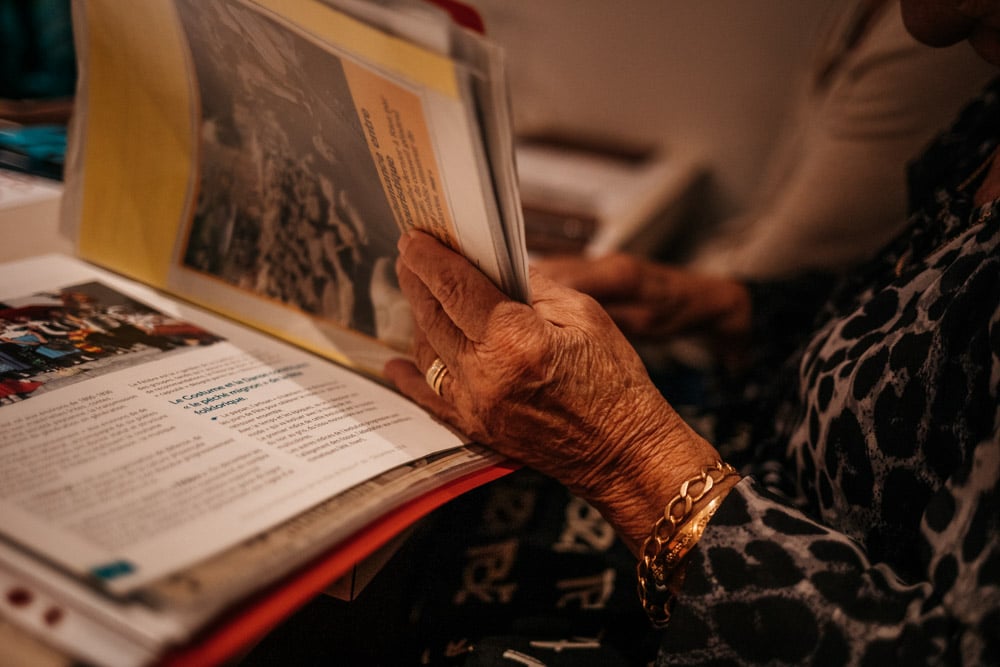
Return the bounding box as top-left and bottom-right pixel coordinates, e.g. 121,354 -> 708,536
0,255 -> 466,594
68,0 -> 525,378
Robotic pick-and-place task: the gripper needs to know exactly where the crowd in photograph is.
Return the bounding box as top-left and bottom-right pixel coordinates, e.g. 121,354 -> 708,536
0,284 -> 221,405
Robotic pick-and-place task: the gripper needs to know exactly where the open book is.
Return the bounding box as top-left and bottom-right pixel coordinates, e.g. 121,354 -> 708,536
0,1 -> 526,665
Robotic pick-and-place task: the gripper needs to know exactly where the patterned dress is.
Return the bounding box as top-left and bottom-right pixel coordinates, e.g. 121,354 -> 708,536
242,79 -> 1000,666
666,77 -> 1000,665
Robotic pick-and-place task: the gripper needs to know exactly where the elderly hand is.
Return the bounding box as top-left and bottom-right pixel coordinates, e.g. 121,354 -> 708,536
533,253 -> 752,351
384,232 -> 730,552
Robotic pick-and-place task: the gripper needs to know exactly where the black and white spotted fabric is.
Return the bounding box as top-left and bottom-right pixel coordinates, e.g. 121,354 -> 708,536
242,80 -> 1000,666
663,77 -> 1000,665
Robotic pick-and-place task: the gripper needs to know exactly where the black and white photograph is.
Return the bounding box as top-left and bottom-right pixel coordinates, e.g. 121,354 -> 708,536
175,0 -> 406,344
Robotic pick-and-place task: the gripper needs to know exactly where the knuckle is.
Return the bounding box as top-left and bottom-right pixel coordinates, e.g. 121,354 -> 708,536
432,265 -> 466,312
577,292 -> 609,320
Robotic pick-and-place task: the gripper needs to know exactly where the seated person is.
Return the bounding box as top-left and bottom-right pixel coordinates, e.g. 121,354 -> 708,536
243,1 -> 999,664
688,0 -> 994,279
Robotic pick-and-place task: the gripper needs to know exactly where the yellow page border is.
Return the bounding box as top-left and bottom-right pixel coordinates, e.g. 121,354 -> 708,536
76,0 -> 460,289
76,0 -> 193,287
255,0 -> 460,98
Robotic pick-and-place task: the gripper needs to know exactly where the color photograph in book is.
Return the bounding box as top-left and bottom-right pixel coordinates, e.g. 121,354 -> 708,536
174,0 -> 415,350
0,282 -> 223,406
0,256 -> 475,593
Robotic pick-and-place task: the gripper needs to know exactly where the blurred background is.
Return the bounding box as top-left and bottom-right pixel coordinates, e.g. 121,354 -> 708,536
4,0 -> 990,267
466,0 -> 839,225
0,0 -> 74,181
0,0 -> 835,217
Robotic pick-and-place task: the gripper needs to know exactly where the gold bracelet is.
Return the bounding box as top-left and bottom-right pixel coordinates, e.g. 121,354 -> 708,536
636,461 -> 740,627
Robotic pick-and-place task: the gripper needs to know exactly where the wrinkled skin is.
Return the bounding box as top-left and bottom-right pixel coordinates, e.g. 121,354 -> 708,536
385,232 -> 732,552
383,0 -> 1000,559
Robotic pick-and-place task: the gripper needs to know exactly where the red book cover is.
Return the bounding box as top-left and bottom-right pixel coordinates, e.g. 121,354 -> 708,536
422,0 -> 486,33
163,462 -> 516,666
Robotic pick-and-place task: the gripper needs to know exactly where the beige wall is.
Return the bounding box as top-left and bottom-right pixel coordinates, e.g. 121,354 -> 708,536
465,0 -> 841,221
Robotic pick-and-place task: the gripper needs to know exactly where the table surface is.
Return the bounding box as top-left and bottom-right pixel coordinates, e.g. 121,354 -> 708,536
0,169 -> 74,263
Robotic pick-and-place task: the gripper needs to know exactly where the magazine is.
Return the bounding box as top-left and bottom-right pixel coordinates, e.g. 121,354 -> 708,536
0,0 -> 525,664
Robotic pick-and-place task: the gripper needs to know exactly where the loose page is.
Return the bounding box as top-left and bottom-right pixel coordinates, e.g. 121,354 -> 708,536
0,255 -> 467,593
67,0 -> 526,377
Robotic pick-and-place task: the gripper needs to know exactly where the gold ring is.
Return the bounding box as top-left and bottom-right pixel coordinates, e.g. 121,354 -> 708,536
425,357 -> 449,397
